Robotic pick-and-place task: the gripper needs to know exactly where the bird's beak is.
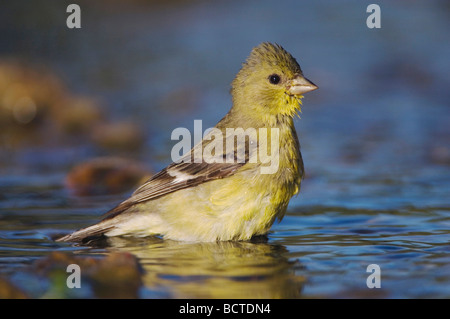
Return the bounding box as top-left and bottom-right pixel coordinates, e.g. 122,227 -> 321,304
287,75 -> 318,95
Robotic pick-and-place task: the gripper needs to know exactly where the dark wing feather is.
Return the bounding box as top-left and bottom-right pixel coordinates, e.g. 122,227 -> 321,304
101,125 -> 256,220
56,122 -> 257,242
102,161 -> 245,220
56,160 -> 246,242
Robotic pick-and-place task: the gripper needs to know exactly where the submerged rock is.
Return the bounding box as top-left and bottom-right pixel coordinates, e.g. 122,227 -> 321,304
65,156 -> 152,196
0,60 -> 146,153
0,277 -> 28,299
31,251 -> 144,299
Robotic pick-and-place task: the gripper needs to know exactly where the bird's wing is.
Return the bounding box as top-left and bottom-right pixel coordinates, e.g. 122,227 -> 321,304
56,124 -> 277,243
101,134 -> 254,220
102,162 -> 244,220
56,158 -> 248,243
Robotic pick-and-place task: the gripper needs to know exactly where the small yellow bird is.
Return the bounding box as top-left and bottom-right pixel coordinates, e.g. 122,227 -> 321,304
57,42 -> 317,243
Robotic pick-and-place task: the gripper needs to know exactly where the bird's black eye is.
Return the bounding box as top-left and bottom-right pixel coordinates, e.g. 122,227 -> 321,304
269,74 -> 281,85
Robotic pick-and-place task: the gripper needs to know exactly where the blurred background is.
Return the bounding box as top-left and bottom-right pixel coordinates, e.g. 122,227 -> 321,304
0,0 -> 449,298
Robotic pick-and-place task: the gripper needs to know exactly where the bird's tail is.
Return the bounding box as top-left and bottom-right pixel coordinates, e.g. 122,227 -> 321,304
55,221 -> 115,243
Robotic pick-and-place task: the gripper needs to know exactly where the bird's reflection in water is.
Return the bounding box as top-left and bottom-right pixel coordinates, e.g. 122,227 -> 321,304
100,236 -> 305,298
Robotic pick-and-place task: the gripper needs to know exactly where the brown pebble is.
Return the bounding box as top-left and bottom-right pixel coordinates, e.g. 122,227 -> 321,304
66,157 -> 152,196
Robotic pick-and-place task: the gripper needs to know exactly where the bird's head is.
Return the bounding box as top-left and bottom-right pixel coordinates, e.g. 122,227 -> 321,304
231,42 -> 317,121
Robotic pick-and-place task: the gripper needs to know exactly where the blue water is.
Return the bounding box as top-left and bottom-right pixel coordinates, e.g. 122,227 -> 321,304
0,0 -> 449,298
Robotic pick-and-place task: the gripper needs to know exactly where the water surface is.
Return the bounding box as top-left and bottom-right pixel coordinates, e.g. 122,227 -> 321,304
0,0 -> 449,298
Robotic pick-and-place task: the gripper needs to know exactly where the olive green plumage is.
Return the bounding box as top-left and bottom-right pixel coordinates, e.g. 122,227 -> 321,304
57,42 -> 317,243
